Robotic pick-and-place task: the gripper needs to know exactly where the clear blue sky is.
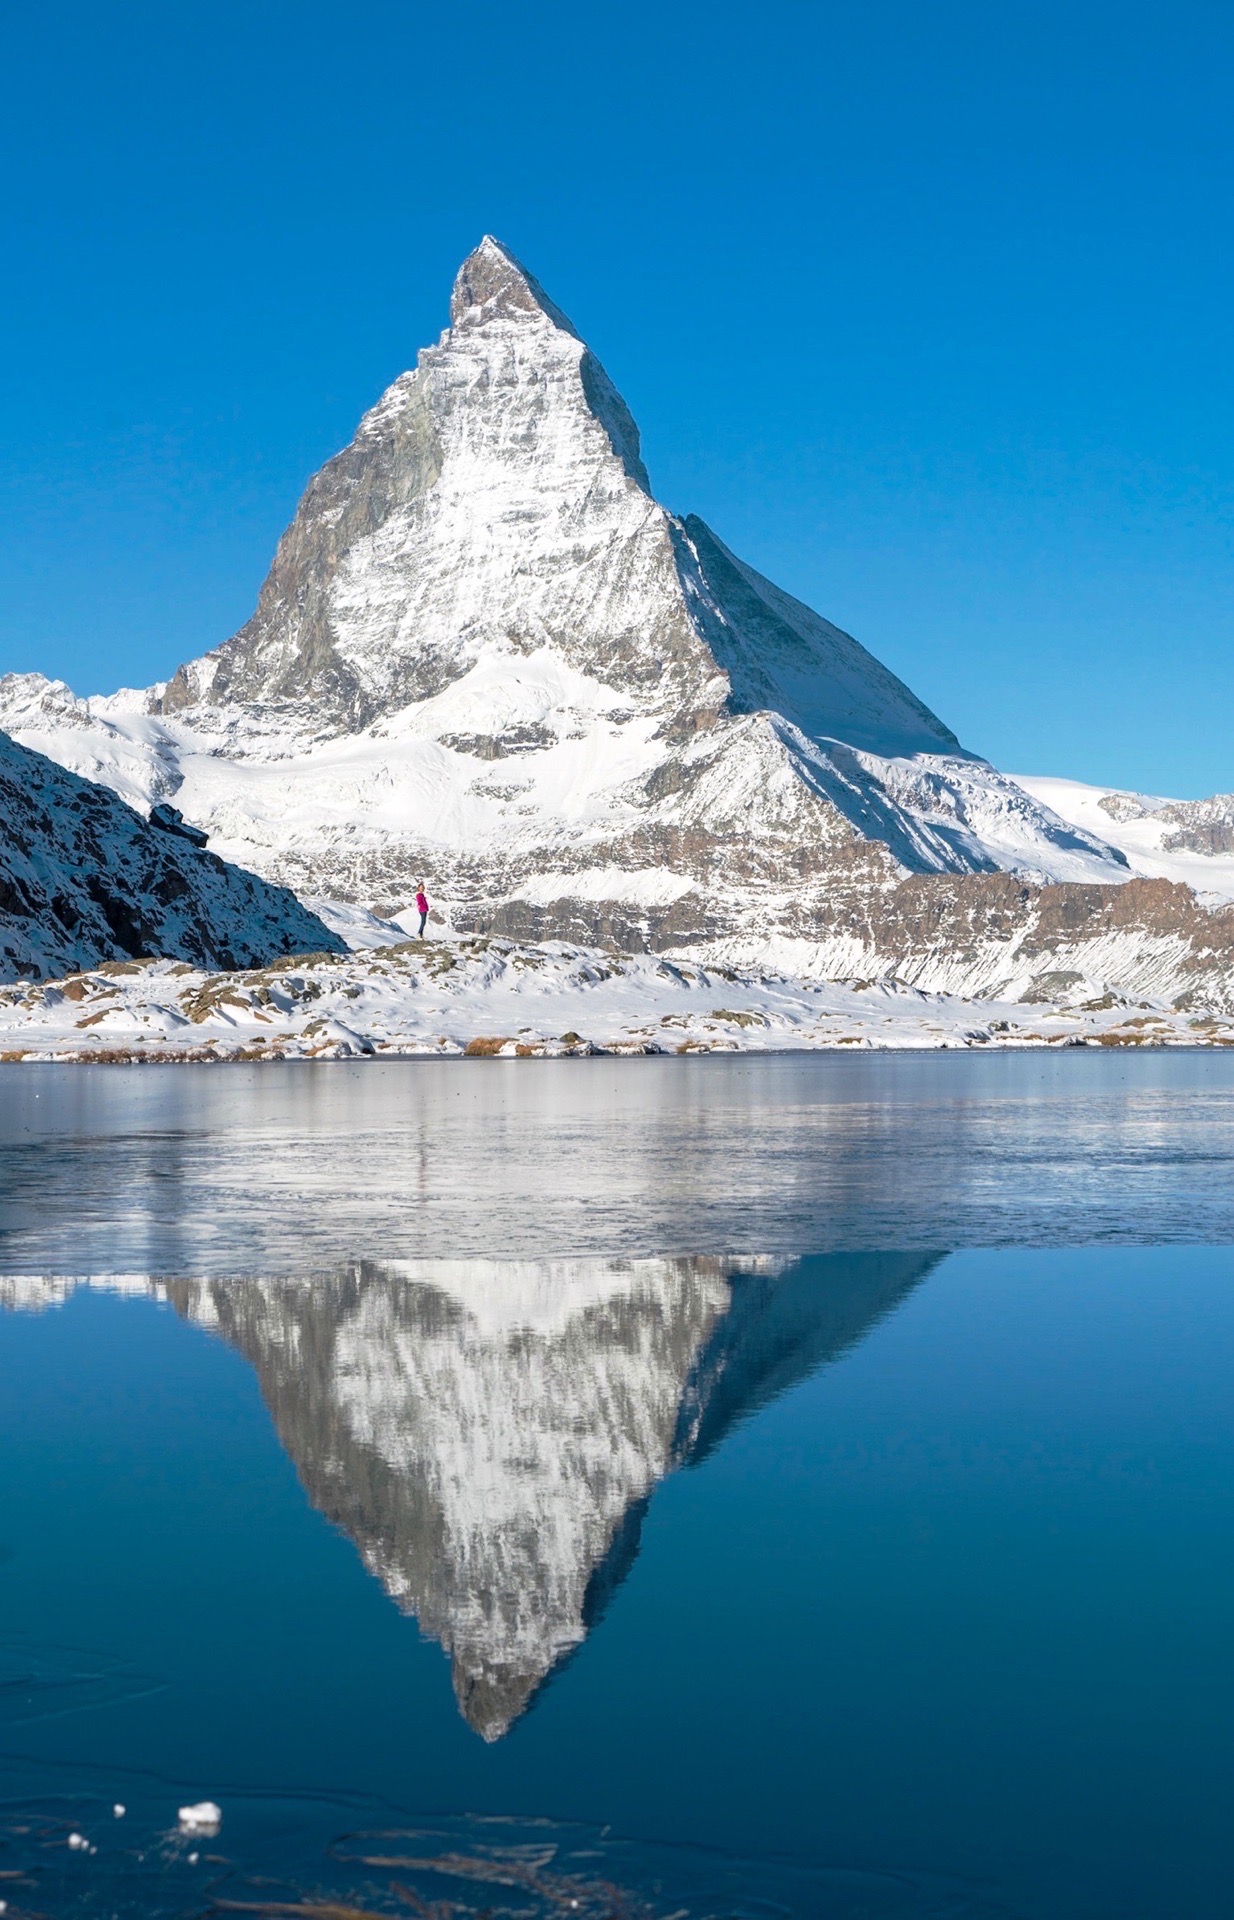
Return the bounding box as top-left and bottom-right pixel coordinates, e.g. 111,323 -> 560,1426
2,1 -> 1230,795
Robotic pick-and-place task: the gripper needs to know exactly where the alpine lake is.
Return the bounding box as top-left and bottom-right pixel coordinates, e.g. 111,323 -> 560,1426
0,1052 -> 1231,1919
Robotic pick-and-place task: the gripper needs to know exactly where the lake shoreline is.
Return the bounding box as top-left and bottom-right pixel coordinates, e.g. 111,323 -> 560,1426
2,1035 -> 1231,1064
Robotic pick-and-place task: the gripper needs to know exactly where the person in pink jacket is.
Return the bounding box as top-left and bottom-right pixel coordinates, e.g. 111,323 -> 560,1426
414,886 -> 429,938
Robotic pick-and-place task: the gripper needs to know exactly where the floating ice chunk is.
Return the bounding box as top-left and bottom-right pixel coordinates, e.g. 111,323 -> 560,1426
177,1801 -> 221,1834
67,1831 -> 88,1849
113,1803 -> 126,1818
188,1851 -> 199,1864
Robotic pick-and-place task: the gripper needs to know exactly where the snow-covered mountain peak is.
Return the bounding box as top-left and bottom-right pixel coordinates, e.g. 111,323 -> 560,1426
449,233 -> 580,339
1,239 -> 1134,931
150,232 -> 669,737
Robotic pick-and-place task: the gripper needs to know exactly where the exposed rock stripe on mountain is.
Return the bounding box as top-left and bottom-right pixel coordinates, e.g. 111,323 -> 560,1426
0,236 -> 1132,955
0,729 -> 343,982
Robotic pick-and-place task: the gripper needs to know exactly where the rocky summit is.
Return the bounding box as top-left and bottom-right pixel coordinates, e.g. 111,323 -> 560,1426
0,236 -> 1130,954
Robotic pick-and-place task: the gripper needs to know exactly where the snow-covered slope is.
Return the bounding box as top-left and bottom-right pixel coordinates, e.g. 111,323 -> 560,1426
6,899 -> 1234,1062
1013,775 -> 1234,901
0,237 -> 1126,946
0,727 -> 342,982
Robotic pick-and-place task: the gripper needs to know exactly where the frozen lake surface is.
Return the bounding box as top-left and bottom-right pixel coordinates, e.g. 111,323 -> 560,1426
3,1052 -> 1234,1266
0,1055 -> 1231,1917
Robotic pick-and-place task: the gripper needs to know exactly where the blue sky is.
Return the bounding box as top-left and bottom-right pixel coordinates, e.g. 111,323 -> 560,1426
2,0 -> 1230,795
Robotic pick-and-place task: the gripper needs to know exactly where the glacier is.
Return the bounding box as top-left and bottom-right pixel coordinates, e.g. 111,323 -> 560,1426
1012,774 -> 1234,902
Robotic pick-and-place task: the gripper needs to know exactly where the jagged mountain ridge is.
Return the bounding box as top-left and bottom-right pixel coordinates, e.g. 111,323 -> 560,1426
0,236 -> 1126,941
0,729 -> 342,982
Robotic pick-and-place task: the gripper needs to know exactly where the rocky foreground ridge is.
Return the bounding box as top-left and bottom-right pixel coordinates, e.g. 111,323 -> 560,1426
0,729 -> 342,982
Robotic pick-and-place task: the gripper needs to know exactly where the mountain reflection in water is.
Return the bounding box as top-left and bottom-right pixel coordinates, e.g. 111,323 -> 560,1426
3,1254 -> 938,1739
192,1254 -> 944,1737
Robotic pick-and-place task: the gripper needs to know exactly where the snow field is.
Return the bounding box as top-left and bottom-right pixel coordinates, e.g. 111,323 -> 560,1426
0,936 -> 1229,1063
1012,774 -> 1234,901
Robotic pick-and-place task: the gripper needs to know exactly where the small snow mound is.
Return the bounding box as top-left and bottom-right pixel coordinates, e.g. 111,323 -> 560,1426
178,1800 -> 221,1833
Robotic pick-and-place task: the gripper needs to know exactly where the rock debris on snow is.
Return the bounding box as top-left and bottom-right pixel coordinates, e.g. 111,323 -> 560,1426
1,924 -> 1232,1061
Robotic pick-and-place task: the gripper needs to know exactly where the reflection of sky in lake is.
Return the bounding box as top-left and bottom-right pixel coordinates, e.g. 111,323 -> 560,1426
0,1056 -> 1232,1916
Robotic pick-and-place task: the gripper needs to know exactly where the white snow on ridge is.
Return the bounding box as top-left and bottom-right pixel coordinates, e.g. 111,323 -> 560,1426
5,671 -> 1128,933
307,897 -> 411,949
513,866 -> 696,908
0,661 -> 680,876
1012,775 -> 1234,901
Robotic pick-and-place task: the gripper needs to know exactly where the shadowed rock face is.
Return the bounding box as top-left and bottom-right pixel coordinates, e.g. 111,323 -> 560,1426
0,728 -> 343,983
164,1253 -> 936,1739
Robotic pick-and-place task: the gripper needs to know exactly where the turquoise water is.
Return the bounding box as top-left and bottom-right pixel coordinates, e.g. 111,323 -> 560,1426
1,1059 -> 1232,1916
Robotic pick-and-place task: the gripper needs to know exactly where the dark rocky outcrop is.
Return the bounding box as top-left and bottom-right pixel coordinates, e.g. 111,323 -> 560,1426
0,729 -> 344,982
